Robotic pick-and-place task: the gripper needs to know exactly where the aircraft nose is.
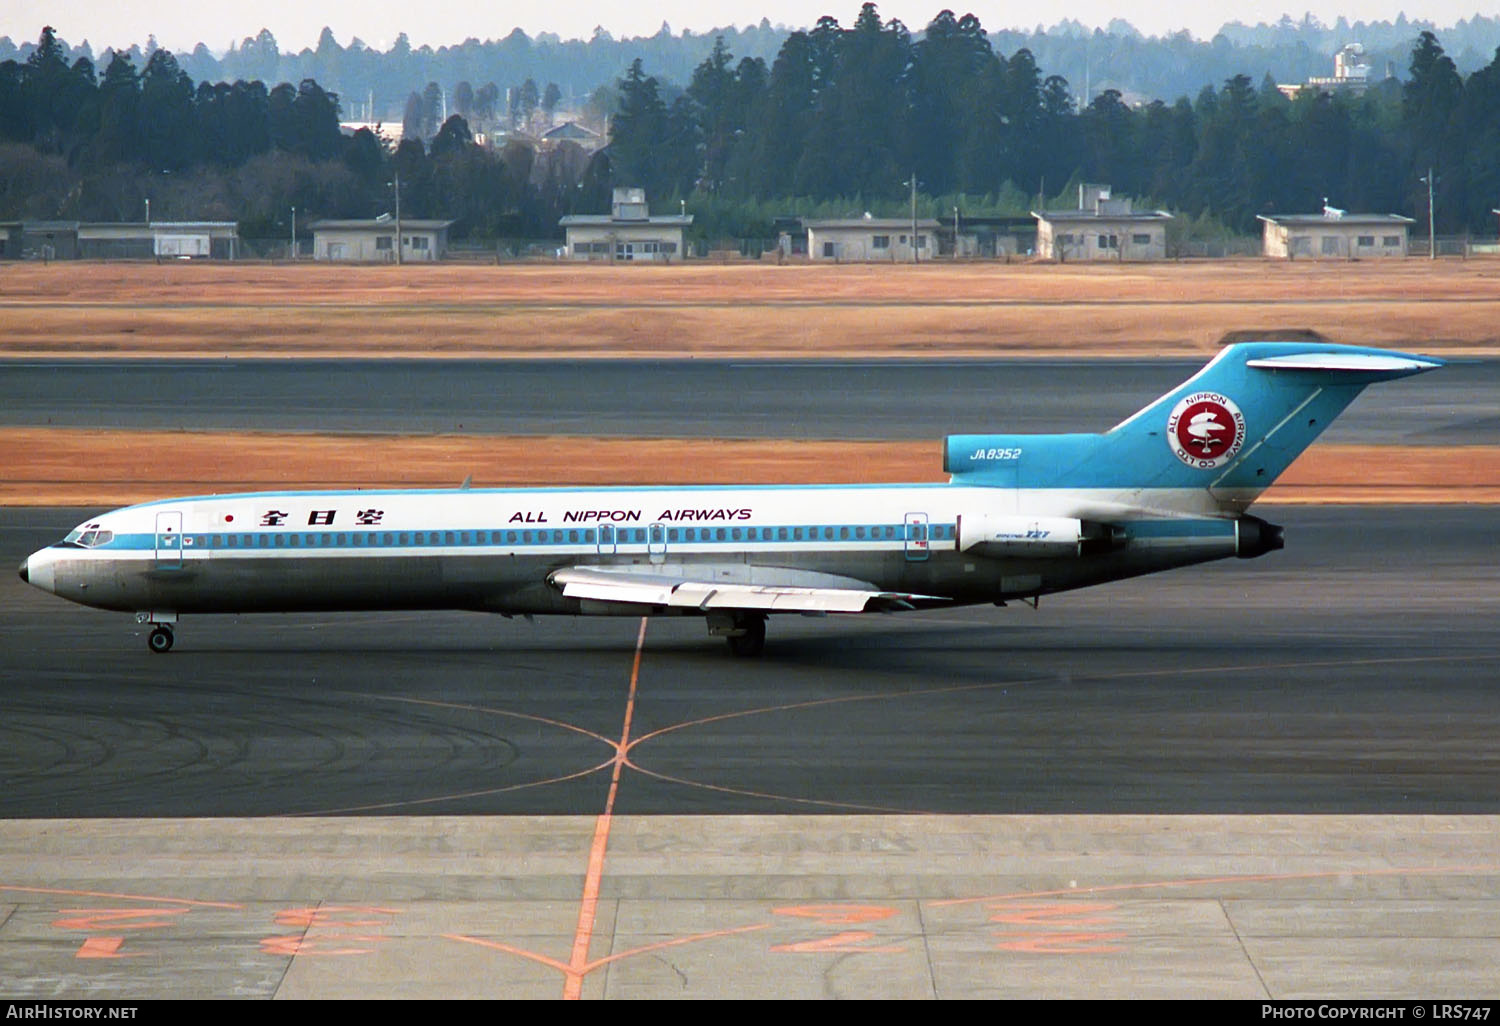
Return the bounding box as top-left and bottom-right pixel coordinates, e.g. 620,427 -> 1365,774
19,549 -> 56,593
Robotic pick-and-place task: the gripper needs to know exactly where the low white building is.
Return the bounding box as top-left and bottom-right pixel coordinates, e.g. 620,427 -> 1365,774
804,217 -> 940,262
145,222 -> 238,258
1257,211 -> 1414,259
560,188 -> 692,262
309,218 -> 453,262
1033,187 -> 1172,261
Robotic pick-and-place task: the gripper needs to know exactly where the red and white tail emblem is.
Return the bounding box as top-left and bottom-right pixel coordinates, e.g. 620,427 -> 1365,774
1167,392 -> 1245,469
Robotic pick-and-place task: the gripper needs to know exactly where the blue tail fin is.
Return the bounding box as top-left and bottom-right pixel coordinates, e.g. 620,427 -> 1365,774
946,342 -> 1442,515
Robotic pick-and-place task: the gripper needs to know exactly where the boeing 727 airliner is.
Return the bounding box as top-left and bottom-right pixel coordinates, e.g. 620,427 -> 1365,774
19,342 -> 1441,656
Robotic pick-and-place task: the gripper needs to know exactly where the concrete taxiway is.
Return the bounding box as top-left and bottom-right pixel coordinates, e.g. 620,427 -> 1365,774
1,815 -> 1496,999
1,357 -> 1492,443
2,503 -> 1498,996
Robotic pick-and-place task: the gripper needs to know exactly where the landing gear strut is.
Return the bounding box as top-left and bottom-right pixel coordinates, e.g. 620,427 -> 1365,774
137,612 -> 177,654
147,625 -> 175,654
724,615 -> 766,658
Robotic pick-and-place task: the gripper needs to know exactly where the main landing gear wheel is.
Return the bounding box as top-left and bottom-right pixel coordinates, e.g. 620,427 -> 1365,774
726,616 -> 766,658
147,625 -> 174,654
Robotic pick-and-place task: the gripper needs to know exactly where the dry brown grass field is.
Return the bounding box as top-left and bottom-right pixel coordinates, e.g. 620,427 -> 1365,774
2,260 -> 1492,504
1,258 -> 1498,358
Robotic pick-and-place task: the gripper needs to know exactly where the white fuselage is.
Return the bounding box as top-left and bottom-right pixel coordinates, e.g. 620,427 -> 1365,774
21,482 -> 1248,619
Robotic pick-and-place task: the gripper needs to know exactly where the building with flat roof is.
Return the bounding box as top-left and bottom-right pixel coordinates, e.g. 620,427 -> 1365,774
804,217 -> 940,262
945,216 -> 1037,258
0,221 -> 79,260
560,188 -> 692,262
85,222 -> 239,259
0,220 -> 239,260
1257,209 -> 1414,259
309,218 -> 453,262
1033,185 -> 1172,261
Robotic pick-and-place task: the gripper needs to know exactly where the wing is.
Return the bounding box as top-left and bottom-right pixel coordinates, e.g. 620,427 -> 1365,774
549,565 -> 948,614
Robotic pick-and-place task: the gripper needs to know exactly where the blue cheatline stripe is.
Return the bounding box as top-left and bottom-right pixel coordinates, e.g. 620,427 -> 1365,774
84,518 -> 1230,553
93,522 -> 959,553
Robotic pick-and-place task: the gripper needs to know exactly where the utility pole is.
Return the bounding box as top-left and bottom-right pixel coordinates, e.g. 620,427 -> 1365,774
394,171 -> 403,266
290,206 -> 296,260
1421,167 -> 1436,260
953,205 -> 960,260
909,173 -> 918,264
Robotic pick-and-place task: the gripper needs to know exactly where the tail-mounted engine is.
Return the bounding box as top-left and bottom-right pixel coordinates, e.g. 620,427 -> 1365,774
956,514 -> 1126,558
1235,515 -> 1285,558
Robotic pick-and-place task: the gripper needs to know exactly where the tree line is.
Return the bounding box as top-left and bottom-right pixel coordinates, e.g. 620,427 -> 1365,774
612,5 -> 1500,236
2,11 -> 1499,243
6,12 -> 1500,131
0,26 -> 606,240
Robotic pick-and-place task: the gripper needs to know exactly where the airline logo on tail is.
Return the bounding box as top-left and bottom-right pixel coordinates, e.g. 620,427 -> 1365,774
1167,391 -> 1245,469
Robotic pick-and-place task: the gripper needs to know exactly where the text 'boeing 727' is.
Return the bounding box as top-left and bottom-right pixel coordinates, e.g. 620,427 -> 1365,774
19,342 -> 1441,656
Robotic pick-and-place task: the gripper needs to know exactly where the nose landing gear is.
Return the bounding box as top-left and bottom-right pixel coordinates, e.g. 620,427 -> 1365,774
147,625 -> 175,654
136,611 -> 178,654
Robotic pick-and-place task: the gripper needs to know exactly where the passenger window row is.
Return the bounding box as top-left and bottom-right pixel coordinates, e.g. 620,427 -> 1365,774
175,523 -> 952,549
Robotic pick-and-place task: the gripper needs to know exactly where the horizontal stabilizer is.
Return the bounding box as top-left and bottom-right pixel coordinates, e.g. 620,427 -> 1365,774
1245,352 -> 1443,377
550,566 -> 946,614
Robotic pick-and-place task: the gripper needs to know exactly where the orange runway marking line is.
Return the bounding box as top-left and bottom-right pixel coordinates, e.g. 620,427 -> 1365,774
986,903 -> 1117,926
259,935 -> 387,957
616,653 -> 1500,819
297,757 -> 617,816
635,650 -> 1500,749
623,673 -> 1068,751
987,904 -> 1125,955
342,692 -> 622,748
993,931 -> 1127,954
444,934 -> 574,974
55,907 -> 192,961
1,885 -> 241,909
273,906 -> 400,928
74,938 -> 143,960
624,655 -> 1469,815
562,616 -> 647,1002
296,690 -> 625,814
447,923 -> 772,978
770,906 -> 907,956
774,905 -> 899,925
581,924 -> 771,971
54,908 -> 189,931
445,621 -> 781,994
770,930 -> 907,955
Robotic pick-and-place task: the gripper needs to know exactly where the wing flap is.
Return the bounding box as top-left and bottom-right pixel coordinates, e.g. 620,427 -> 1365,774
550,566 -> 943,614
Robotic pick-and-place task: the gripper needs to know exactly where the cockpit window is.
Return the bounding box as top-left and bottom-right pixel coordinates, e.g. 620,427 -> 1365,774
75,530 -> 113,547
